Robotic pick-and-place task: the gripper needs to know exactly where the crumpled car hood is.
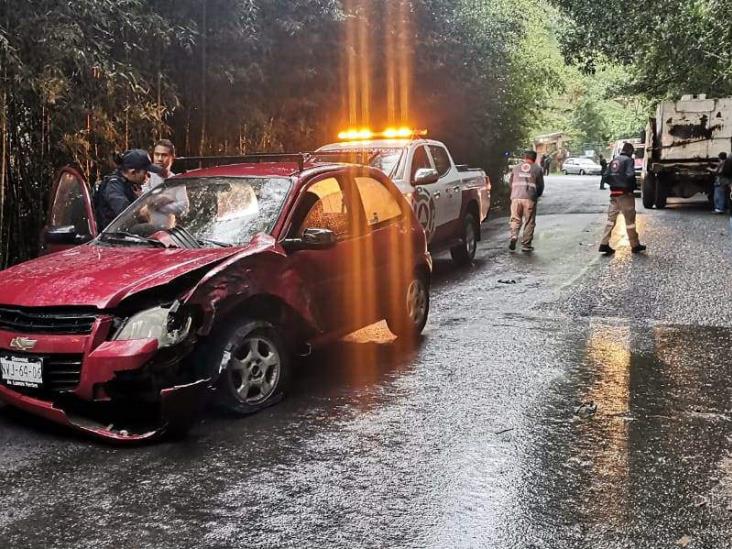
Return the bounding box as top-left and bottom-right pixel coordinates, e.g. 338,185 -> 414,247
0,244 -> 245,309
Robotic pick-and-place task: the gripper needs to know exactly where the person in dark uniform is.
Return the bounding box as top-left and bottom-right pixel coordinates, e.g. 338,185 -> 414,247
94,149 -> 164,230
599,154 -> 608,189
598,143 -> 646,255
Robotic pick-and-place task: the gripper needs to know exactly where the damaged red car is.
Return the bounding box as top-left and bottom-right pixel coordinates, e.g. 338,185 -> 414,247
0,156 -> 431,442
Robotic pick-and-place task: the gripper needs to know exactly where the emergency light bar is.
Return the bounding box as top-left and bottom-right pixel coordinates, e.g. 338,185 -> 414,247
337,128 -> 428,141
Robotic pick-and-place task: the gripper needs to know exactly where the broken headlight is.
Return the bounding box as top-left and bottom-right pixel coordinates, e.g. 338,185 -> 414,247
114,304 -> 192,348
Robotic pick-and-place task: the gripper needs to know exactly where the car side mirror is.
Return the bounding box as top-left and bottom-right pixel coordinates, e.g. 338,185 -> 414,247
283,228 -> 337,252
45,225 -> 91,245
414,168 -> 439,185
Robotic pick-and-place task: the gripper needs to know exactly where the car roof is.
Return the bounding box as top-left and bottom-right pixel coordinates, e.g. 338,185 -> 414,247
172,161 -> 358,181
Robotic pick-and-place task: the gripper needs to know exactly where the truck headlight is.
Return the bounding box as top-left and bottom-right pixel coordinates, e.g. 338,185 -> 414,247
114,305 -> 192,348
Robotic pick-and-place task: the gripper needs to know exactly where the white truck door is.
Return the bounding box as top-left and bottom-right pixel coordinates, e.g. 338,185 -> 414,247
428,145 -> 462,225
409,144 -> 440,243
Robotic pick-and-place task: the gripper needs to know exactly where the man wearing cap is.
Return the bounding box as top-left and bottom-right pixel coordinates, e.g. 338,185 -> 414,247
508,150 -> 545,252
95,149 -> 164,230
598,142 -> 646,255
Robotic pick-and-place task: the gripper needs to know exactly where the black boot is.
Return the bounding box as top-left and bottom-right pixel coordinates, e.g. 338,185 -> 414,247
598,244 -> 615,255
509,239 -> 517,251
631,244 -> 647,253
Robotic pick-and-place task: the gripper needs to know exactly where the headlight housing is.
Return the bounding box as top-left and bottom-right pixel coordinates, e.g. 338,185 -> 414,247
114,304 -> 192,348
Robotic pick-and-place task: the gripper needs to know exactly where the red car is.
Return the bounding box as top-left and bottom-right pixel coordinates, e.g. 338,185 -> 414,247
0,156 -> 431,442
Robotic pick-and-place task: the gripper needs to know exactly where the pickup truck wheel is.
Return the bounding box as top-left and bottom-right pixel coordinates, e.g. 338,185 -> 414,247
642,174 -> 656,209
208,319 -> 290,415
387,272 -> 429,339
450,212 -> 478,265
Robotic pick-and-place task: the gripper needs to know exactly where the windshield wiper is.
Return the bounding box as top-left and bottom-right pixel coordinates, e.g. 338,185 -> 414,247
197,237 -> 233,248
99,231 -> 168,248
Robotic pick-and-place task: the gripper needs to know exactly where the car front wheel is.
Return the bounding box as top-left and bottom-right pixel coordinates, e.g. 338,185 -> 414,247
387,272 -> 430,339
450,212 -> 478,265
207,319 -> 290,415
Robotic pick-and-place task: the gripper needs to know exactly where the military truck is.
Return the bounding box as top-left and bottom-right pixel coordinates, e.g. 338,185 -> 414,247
642,95 -> 732,209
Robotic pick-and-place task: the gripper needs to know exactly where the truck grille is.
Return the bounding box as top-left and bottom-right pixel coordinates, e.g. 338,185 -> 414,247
0,307 -> 98,334
0,351 -> 83,397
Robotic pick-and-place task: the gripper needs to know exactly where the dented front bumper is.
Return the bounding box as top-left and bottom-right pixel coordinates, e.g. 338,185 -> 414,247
0,378 -> 210,443
0,321 -> 208,443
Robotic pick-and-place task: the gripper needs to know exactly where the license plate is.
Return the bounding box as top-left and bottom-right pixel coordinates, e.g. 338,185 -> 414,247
0,356 -> 43,388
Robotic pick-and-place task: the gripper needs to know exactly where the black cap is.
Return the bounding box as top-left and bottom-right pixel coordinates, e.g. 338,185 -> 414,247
119,149 -> 164,175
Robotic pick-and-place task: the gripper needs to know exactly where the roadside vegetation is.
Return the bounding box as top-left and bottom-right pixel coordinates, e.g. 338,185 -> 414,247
0,0 -> 729,267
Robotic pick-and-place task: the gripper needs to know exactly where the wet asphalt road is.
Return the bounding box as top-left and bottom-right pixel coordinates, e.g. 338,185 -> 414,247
2,175 -> 732,548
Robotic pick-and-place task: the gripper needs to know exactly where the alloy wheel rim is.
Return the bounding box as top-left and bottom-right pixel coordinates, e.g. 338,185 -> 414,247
406,279 -> 427,326
227,336 -> 281,404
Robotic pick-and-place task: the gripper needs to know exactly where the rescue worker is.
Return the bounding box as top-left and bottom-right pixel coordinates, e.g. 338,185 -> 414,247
95,149 -> 163,230
509,150 -> 545,252
598,142 -> 646,255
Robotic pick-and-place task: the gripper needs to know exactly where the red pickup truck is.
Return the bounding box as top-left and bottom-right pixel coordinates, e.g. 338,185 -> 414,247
0,156 -> 431,442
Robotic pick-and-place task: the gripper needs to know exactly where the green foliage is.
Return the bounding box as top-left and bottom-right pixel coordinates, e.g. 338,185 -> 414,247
0,0 -> 567,266
552,0 -> 732,99
538,63 -> 650,153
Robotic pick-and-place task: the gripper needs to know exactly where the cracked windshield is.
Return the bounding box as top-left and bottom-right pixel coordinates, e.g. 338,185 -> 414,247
103,177 -> 291,246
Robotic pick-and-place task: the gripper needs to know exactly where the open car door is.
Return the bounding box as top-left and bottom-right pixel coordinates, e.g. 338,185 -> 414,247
40,166 -> 98,255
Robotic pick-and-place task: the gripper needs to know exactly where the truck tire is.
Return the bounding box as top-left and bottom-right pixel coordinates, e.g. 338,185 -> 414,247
642,174 -> 656,209
450,212 -> 478,265
655,181 -> 667,209
205,319 -> 291,416
386,270 -> 430,340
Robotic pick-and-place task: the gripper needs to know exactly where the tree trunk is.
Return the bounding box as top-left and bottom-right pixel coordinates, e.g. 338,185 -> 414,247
199,0 -> 208,156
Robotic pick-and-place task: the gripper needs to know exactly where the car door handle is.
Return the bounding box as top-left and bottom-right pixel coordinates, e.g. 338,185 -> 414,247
433,192 -> 441,199
453,186 -> 460,192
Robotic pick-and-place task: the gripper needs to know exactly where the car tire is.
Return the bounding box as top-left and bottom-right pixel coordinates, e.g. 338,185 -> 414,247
562,170 -> 568,175
205,319 -> 291,415
450,212 -> 478,265
386,271 -> 430,340
642,174 -> 656,209
579,169 -> 585,176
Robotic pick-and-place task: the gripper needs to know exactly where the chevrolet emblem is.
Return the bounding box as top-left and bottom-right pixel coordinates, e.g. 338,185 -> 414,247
9,337 -> 37,352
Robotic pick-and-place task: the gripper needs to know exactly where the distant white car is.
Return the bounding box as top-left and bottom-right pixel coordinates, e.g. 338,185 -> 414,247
562,157 -> 603,175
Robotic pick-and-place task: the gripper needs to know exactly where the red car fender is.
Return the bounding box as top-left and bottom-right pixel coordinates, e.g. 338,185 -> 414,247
182,237 -> 320,337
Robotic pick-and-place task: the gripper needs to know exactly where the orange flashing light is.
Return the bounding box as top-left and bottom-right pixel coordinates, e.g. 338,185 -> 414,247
338,127 -> 427,141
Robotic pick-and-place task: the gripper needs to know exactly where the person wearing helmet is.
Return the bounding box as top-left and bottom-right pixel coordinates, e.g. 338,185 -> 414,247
599,142 -> 646,255
94,149 -> 164,230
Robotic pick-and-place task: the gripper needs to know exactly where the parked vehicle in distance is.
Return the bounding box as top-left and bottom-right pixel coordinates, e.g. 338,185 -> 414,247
314,129 -> 491,265
0,155 -> 432,442
642,94 -> 732,209
562,157 -> 603,176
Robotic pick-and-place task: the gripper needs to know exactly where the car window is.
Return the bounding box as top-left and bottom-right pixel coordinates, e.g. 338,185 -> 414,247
429,146 -> 451,178
296,177 -> 354,241
354,176 -> 402,229
50,172 -> 91,236
410,146 -> 432,182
